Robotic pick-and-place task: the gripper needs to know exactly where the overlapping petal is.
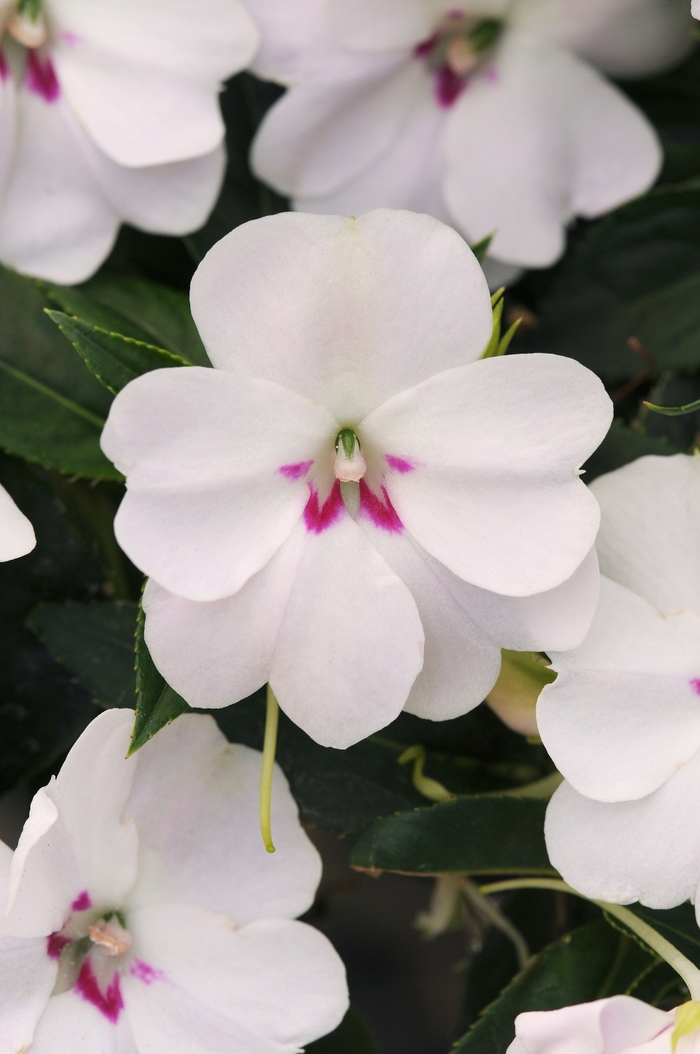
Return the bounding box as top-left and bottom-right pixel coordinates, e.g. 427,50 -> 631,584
0,483 -> 35,562
27,988 -> 137,1054
126,717 -> 322,924
538,577 -> 700,802
326,0 -> 433,51
189,209 -> 493,421
443,33 -> 661,266
508,996 -> 672,1054
102,367 -> 334,601
364,353 -> 611,595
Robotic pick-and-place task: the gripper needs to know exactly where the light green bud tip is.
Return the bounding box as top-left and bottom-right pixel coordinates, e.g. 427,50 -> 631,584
673,1001 -> 700,1051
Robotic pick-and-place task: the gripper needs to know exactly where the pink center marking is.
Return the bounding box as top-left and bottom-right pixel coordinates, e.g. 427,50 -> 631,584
71,890 -> 92,911
279,460 -> 313,481
75,959 -> 124,1024
47,932 -> 71,960
359,481 -> 403,533
130,958 -> 165,985
385,455 -> 416,474
435,65 -> 466,107
25,51 -> 60,102
60,30 -> 80,46
690,679 -> 700,695
304,481 -> 345,534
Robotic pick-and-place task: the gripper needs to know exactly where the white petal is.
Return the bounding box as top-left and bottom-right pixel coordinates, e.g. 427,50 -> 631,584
0,842 -> 56,1054
126,716 -> 322,925
360,521 -> 502,720
461,547 -> 601,653
270,510 -> 425,748
511,997 -> 672,1054
190,208 -> 493,421
26,988 -> 136,1054
538,577 -> 700,802
127,907 -> 348,1050
443,33 -> 661,267
362,353 -> 612,596
244,0 -> 333,83
141,528 -> 305,708
102,368 -> 334,602
0,483 -> 35,562
50,0 -> 259,166
0,86 -> 118,283
545,753 -> 700,908
252,58 -> 427,200
7,710 -> 138,938
326,0 -> 432,50
591,454 -> 700,616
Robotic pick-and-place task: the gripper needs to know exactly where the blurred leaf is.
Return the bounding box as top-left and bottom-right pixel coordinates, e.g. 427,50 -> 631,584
582,420 -> 681,482
129,602 -> 190,755
306,1009 -> 380,1054
350,796 -> 553,876
519,185 -> 700,382
28,600 -> 137,709
454,920 -> 657,1054
47,311 -> 190,395
45,272 -> 209,365
0,266 -> 118,479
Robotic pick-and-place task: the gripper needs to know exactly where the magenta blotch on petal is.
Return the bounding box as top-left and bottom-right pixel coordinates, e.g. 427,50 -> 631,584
303,481 -> 345,534
71,890 -> 92,911
25,51 -> 60,102
130,958 -> 166,985
279,461 -> 314,481
46,932 -> 71,960
359,482 -> 403,533
0,49 -> 8,81
690,679 -> 700,695
385,455 -> 416,474
436,65 -> 467,107
75,959 -> 124,1024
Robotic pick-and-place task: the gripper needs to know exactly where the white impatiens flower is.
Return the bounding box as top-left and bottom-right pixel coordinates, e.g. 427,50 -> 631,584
0,707 -> 348,1053
539,454 -> 700,912
100,209 -> 612,750
0,482 -> 34,560
507,995 -> 698,1054
247,0 -> 692,272
0,0 -> 260,282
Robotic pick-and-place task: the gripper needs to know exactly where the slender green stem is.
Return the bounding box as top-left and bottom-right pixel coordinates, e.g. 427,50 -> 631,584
260,685 -> 280,854
478,878 -> 700,999
462,878 -> 530,969
398,744 -> 454,803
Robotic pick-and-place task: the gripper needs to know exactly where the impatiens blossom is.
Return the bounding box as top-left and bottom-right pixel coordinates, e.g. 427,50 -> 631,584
0,707 -> 348,1053
0,481 -> 34,560
247,0 -> 691,272
507,995 -> 699,1054
540,454 -> 700,912
101,208 -> 612,749
0,0 -> 260,282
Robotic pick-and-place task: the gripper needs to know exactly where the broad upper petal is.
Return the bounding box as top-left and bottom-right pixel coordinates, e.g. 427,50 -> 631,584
362,353 -> 612,596
0,483 -> 35,562
189,208 -> 493,422
50,0 -> 259,166
126,716 -> 322,925
538,577 -> 700,802
591,454 -> 700,616
7,710 -> 138,938
545,753 -> 700,909
102,368 -> 334,602
127,907 -> 347,1050
26,988 -> 137,1054
270,510 -> 425,747
443,32 -> 660,267
326,0 -> 433,51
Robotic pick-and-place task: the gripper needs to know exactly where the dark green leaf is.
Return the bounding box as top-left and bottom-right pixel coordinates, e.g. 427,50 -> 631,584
129,603 -> 190,755
0,267 -> 118,479
454,920 -> 657,1054
28,600 -> 138,709
45,272 -> 209,365
608,902 -> 700,972
306,1009 -> 380,1054
46,311 -> 190,395
349,796 -> 553,876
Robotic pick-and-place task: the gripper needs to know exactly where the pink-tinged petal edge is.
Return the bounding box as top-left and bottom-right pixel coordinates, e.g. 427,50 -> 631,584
75,959 -> 124,1023
47,933 -> 71,960
359,481 -> 403,533
71,891 -> 92,911
303,481 -> 345,534
25,51 -> 60,102
279,461 -> 314,481
130,958 -> 166,985
385,455 -> 417,474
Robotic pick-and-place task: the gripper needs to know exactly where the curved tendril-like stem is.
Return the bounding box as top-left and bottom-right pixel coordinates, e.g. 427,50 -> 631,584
260,685 -> 280,854
478,878 -> 700,1000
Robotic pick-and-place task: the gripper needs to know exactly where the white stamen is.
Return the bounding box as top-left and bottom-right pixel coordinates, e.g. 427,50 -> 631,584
7,10 -> 47,47
88,918 -> 132,957
445,36 -> 479,77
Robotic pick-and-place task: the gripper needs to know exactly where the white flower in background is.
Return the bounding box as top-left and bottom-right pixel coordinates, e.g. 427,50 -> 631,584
539,454 -> 700,912
507,995 -> 699,1054
247,0 -> 692,272
0,482 -> 34,560
0,708 -> 348,1053
0,0 -> 260,283
101,208 -> 612,749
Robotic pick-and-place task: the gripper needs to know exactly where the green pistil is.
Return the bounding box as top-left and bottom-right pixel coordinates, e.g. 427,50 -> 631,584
17,0 -> 42,22
336,428 -> 359,459
468,18 -> 502,54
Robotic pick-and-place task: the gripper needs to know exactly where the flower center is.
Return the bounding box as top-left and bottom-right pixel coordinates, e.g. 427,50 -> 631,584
6,0 -> 46,48
333,428 -> 367,482
415,11 -> 503,107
